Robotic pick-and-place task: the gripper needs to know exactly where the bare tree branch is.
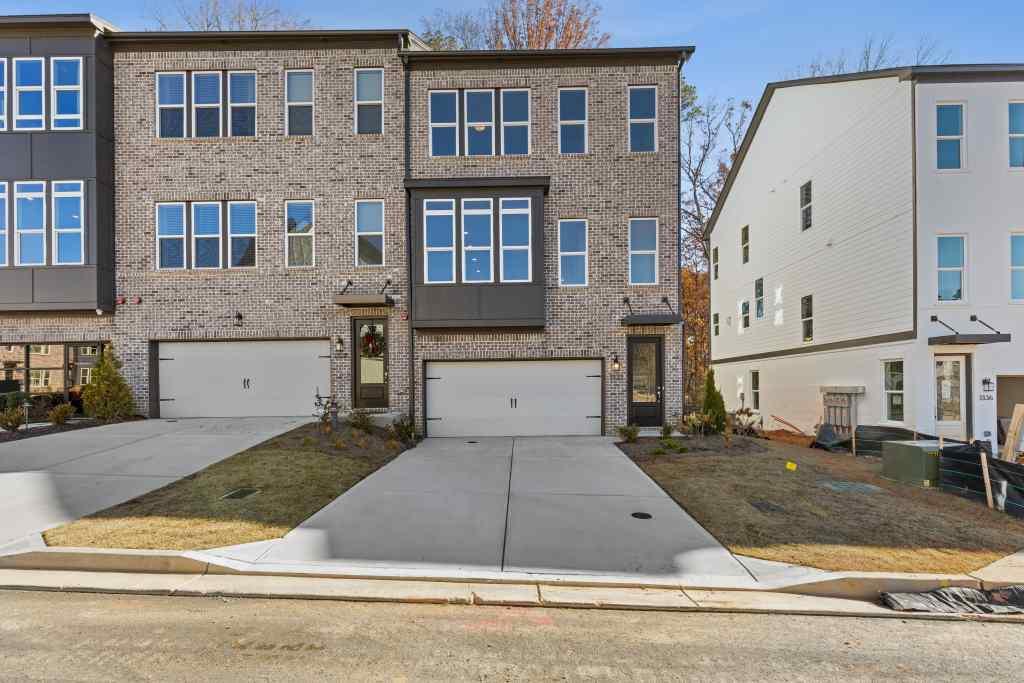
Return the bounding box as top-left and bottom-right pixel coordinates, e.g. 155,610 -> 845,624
790,33 -> 952,77
420,0 -> 610,50
148,0 -> 311,31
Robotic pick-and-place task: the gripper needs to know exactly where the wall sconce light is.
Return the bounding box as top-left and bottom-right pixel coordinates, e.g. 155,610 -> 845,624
982,377 -> 995,392
233,312 -> 244,328
335,338 -> 344,354
611,354 -> 621,371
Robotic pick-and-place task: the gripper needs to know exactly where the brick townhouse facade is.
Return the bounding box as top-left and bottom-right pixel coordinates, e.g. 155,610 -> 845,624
0,13 -> 691,436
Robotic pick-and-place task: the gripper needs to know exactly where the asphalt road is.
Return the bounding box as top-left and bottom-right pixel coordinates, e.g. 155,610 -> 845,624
1,591 -> 1020,681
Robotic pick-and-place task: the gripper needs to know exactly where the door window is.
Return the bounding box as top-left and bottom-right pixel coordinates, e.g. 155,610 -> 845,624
935,358 -> 962,422
631,341 -> 658,404
358,322 -> 386,385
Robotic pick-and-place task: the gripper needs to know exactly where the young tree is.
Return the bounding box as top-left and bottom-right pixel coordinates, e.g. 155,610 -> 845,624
681,268 -> 709,411
701,369 -> 726,434
421,0 -> 610,50
82,348 -> 136,422
149,0 -> 311,31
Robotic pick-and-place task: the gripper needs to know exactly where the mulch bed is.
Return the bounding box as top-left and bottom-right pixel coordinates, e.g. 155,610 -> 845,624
0,419 -> 103,443
617,434 -> 769,459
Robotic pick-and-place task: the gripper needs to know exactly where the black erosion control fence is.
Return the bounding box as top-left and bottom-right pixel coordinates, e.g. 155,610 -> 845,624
940,444 -> 1024,518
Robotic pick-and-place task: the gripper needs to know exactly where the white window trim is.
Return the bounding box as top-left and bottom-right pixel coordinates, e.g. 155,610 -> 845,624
50,56 -> 83,131
880,358 -> 906,425
285,69 -> 314,136
711,246 -> 719,280
741,300 -> 751,329
712,313 -> 720,337
29,344 -> 50,354
464,89 -> 495,157
628,85 -> 658,153
500,88 -> 530,155
13,57 -> 45,131
227,200 -> 258,269
801,295 -> 813,343
155,72 -> 186,138
1011,101 -> 1024,170
284,200 -> 316,268
461,198 -> 494,284
155,202 -> 186,271
353,67 -> 384,135
0,57 -> 6,131
424,199 -> 456,284
30,369 -> 51,389
80,366 -> 93,385
354,199 -> 386,267
191,201 -> 222,270
754,278 -> 765,320
499,198 -> 531,283
428,90 -> 459,157
557,218 -> 588,287
628,217 -> 659,286
14,181 -> 46,267
936,101 -> 966,172
741,225 -> 749,263
51,180 -> 85,266
750,370 -> 760,411
1011,232 -> 1024,303
191,71 -> 222,138
0,182 -> 7,267
558,87 -> 588,155
800,181 -> 812,231
936,233 -> 967,304
227,70 -> 257,137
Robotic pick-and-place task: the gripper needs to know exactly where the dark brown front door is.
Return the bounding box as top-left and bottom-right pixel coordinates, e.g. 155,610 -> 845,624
628,336 -> 663,427
354,318 -> 388,409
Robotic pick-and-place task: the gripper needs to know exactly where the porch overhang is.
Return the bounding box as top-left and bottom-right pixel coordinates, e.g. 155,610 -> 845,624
620,313 -> 683,327
928,333 -> 1012,346
333,294 -> 395,308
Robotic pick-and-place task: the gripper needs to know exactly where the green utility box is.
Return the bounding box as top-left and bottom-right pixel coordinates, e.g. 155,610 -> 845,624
882,440 -> 942,488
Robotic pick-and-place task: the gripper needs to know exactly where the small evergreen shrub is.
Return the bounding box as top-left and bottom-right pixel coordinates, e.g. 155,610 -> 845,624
82,348 -> 135,422
0,407 -> 24,432
388,414 -> 416,443
661,423 -> 674,439
348,409 -> 374,433
701,369 -> 727,434
48,403 -> 76,426
617,424 -> 640,443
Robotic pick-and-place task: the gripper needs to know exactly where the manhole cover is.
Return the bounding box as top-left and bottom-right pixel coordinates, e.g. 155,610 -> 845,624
750,500 -> 785,514
221,488 -> 260,500
819,481 -> 882,495
631,512 -> 653,520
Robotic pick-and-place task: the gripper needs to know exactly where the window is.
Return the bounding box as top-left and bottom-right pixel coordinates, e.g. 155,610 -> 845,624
285,201 -> 314,267
14,182 -> 45,266
713,312 -> 719,336
712,246 -> 719,280
0,183 -> 6,267
800,181 -> 812,230
52,181 -> 84,265
354,68 -> 383,134
754,278 -> 764,320
80,345 -> 98,356
937,103 -> 964,170
285,70 -> 314,136
156,203 -> 185,269
558,219 -> 588,286
13,58 -> 44,130
51,57 -> 83,130
741,300 -> 750,329
937,235 -> 965,302
558,88 -> 587,154
1011,103 -> 1024,168
499,198 -> 531,282
501,89 -> 530,155
429,90 -> 458,156
80,366 -> 93,385
628,218 -> 658,285
1013,234 -> 1024,301
29,345 -> 49,354
750,371 -> 760,410
227,71 -> 256,137
628,86 -> 657,152
465,90 -> 494,156
801,295 -> 813,342
191,202 -> 221,269
0,58 -> 6,130
227,201 -> 256,268
461,199 -> 493,283
30,369 -> 50,389
883,360 -> 904,423
192,72 -> 221,138
156,72 -> 186,138
741,225 -> 749,263
355,200 -> 385,266
424,199 -> 455,283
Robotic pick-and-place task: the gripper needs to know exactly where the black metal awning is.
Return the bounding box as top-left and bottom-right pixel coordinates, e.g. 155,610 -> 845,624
333,294 -> 395,308
620,313 -> 683,327
928,333 -> 1012,346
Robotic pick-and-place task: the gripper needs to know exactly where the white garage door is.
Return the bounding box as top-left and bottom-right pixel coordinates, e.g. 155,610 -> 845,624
159,340 -> 331,418
425,360 -> 602,437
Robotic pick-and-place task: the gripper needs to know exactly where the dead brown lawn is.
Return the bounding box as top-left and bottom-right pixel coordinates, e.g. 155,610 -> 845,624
626,438 -> 1024,574
44,422 -> 407,551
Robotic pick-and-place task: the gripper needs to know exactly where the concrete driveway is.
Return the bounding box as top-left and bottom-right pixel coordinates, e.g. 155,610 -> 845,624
0,417 -> 307,547
226,437 -> 754,585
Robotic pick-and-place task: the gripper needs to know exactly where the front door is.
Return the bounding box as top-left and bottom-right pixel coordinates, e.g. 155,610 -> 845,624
628,336 -> 663,427
354,319 -> 388,409
935,355 -> 967,441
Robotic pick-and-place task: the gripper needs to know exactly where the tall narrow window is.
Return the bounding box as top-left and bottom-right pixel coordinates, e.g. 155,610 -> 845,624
500,198 -> 531,282
741,300 -> 750,329
937,235 -> 965,302
0,182 -> 6,266
191,202 -> 221,269
628,86 -> 657,152
14,182 -> 45,266
1011,103 -> 1024,168
465,90 -> 494,156
501,89 -> 530,155
424,199 -> 455,284
13,58 -> 44,130
750,371 -> 760,410
285,70 -> 314,136
712,312 -> 719,337
156,72 -> 186,138
461,199 -> 493,283
354,68 -> 383,134
937,103 -> 964,170
800,181 -> 812,230
628,218 -> 658,285
227,71 -> 256,137
51,57 -> 83,130
754,278 -> 764,320
712,246 -> 719,280
801,295 -> 813,342
883,360 -> 904,423
228,201 -> 256,268
558,219 -> 588,286
558,88 -> 587,154
285,201 -> 314,267
355,200 -> 385,266
192,72 -> 222,138
52,181 -> 84,265
0,58 -> 6,131
1013,234 -> 1024,301
741,225 -> 749,263
429,90 -> 458,156
156,203 -> 186,270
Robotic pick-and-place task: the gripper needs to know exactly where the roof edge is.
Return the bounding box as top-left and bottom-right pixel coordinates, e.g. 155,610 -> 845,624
402,45 -> 694,63
106,28 -> 421,43
0,13 -> 119,32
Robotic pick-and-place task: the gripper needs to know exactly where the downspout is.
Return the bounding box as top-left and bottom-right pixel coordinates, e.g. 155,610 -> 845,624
402,47 -> 416,429
677,54 -> 686,413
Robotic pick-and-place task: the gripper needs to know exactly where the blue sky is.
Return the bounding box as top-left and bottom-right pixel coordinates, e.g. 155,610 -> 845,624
8,0 -> 1024,104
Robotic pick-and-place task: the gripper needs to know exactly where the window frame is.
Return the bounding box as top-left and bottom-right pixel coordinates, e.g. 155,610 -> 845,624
628,217 -> 659,286
1012,232 -> 1024,303
500,88 -> 530,156
50,56 -> 83,131
801,294 -> 813,343
155,71 -> 187,139
463,89 -> 495,157
712,246 -> 719,280
741,225 -> 749,263
499,197 -> 532,283
190,201 -> 223,270
460,198 -> 494,284
936,102 -> 966,171
80,366 -> 93,386
428,89 -> 459,157
750,370 -> 760,411
355,199 -> 386,268
558,218 -> 588,287
0,57 -> 6,131
155,202 -> 187,271
353,67 -> 384,135
227,200 -> 258,269
754,277 -> 765,320
881,358 -> 905,425
936,234 -> 967,303
1010,101 -> 1024,170
29,369 -> 51,390
284,200 -> 316,268
558,87 -> 588,155
13,57 -> 45,131
14,181 -> 46,267
0,182 -> 7,267
285,69 -> 314,137
712,312 -> 720,337
191,71 -> 222,138
424,199 -> 456,284
227,70 -> 257,138
628,85 -> 658,153
800,181 -> 812,231
741,300 -> 750,329
51,180 -> 85,266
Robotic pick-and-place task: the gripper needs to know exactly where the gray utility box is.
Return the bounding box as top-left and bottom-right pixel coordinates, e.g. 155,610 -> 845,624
882,440 -> 941,488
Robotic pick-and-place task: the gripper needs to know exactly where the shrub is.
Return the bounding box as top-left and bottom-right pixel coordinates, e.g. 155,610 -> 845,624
82,348 -> 135,422
2,391 -> 27,412
48,403 -> 76,426
701,369 -> 727,434
732,407 -> 761,436
0,407 -> 24,433
661,423 -> 674,439
332,437 -> 348,451
388,414 -> 416,444
651,447 -> 667,456
348,409 -> 374,433
617,424 -> 639,443
301,436 -> 316,448
683,412 -> 712,437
